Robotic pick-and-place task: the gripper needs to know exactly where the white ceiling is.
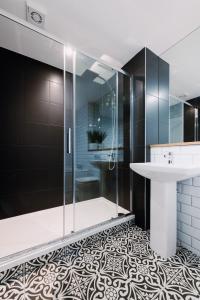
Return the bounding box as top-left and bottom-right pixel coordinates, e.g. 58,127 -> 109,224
1,0 -> 200,69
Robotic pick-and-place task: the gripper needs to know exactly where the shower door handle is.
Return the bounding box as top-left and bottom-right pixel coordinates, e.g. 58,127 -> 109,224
67,128 -> 72,154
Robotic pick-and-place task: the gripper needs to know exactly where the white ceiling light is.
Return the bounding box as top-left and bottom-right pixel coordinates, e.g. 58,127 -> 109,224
93,77 -> 105,85
90,62 -> 114,81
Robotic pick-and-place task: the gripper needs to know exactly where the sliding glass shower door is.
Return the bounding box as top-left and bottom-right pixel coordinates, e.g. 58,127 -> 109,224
0,14 -> 65,259
73,52 -> 129,231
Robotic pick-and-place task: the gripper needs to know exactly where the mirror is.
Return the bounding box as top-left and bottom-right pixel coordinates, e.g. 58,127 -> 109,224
161,28 -> 200,142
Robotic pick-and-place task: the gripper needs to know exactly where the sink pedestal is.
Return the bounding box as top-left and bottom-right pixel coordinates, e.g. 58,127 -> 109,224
150,181 -> 177,258
130,162 -> 200,258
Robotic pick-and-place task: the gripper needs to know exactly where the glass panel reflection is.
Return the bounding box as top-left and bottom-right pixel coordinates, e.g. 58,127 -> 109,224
74,52 -> 129,231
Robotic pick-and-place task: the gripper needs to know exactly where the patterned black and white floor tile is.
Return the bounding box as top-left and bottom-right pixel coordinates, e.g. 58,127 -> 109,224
0,220 -> 200,300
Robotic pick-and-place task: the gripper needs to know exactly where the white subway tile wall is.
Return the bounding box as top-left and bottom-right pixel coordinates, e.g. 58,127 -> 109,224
151,145 -> 200,256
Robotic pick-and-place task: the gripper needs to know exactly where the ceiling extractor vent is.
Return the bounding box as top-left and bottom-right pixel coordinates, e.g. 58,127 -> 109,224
26,1 -> 46,29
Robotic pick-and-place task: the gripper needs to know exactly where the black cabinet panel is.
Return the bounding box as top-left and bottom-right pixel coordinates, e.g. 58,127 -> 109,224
159,98 -> 169,143
123,48 -> 146,229
123,47 -> 169,231
134,78 -> 145,122
134,146 -> 145,162
146,95 -> 159,145
135,120 -> 145,147
159,58 -> 169,101
117,73 -> 131,211
159,121 -> 169,144
146,49 -> 158,97
132,173 -> 146,228
159,98 -> 169,122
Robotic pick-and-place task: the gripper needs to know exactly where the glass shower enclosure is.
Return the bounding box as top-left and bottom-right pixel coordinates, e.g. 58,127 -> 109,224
72,52 -> 130,232
0,13 -> 131,262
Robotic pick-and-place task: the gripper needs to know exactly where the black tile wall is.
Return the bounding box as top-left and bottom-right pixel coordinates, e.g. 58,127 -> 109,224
0,47 -> 72,219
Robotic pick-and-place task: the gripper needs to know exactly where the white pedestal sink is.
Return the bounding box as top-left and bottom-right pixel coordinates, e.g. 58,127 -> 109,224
130,162 -> 200,258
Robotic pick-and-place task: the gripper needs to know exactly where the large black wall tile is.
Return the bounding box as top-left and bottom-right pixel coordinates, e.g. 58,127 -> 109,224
0,147 -> 18,170
48,147 -> 64,168
135,121 -> 145,147
21,123 -> 50,146
49,103 -> 64,126
146,48 -> 158,97
0,171 -> 18,196
50,81 -> 63,104
134,146 -> 145,162
146,95 -> 159,145
159,58 -> 169,100
0,47 -> 70,220
17,146 -> 50,169
134,78 -> 145,122
49,126 -> 63,148
17,170 -> 49,193
25,79 -> 50,103
0,194 -> 21,219
25,99 -> 50,124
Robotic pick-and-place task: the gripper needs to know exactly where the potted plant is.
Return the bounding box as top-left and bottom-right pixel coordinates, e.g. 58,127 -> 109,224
87,130 -> 107,150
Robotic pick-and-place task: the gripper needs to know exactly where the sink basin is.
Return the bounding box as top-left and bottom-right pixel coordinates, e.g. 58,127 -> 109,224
130,162 -> 200,258
130,162 -> 200,182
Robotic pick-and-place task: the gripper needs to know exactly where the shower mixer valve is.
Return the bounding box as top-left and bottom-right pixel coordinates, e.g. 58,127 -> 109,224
108,153 -> 115,160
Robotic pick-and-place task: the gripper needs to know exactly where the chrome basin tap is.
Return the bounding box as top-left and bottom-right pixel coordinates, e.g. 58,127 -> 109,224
168,152 -> 174,164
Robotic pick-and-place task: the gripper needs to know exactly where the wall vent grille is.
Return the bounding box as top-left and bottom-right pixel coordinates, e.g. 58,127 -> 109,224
26,2 -> 45,29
